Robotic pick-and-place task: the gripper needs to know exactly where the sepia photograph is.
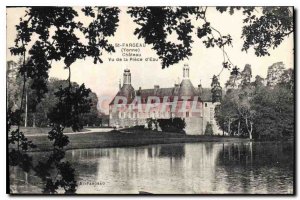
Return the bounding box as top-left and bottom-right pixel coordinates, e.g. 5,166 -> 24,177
6,6 -> 295,195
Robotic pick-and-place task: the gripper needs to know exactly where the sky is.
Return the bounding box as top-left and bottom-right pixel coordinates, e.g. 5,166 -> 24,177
6,7 -> 294,113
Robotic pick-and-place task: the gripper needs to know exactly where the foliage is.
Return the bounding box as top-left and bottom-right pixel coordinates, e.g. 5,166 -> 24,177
214,91 -> 239,135
34,125 -> 77,194
251,85 -> 294,140
8,7 -> 120,194
157,118 -> 186,133
10,7 -> 120,100
128,6 -> 293,71
217,7 -> 293,56
7,106 -> 36,173
266,62 -> 285,87
215,62 -> 294,140
211,75 -> 222,103
7,6 -> 294,193
241,7 -> 293,56
6,69 -> 102,128
48,84 -> 91,131
146,118 -> 158,130
127,7 -> 195,68
204,122 -> 213,136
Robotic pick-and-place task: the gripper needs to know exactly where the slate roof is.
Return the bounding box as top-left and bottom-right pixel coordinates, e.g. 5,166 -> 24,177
110,87 -> 213,105
136,87 -> 212,102
109,84 -> 135,105
178,79 -> 197,97
109,77 -> 222,105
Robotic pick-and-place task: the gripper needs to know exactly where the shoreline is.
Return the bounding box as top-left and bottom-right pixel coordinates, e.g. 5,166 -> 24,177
19,130 -> 250,152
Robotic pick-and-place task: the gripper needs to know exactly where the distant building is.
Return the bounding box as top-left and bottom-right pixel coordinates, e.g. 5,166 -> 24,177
109,64 -> 222,135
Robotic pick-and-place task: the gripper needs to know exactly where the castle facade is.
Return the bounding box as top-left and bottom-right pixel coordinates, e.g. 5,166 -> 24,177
109,64 -> 222,135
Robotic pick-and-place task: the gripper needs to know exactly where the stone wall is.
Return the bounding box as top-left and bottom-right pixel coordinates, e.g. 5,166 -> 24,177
109,101 -> 221,135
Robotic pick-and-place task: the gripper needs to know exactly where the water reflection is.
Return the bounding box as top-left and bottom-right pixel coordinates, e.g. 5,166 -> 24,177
10,142 -> 294,194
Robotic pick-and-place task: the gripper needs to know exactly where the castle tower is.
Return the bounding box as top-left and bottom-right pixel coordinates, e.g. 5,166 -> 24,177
116,68 -> 135,102
123,68 -> 131,85
179,64 -> 196,99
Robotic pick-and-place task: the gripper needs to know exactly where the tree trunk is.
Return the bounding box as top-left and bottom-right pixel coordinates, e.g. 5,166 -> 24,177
227,118 -> 231,135
245,116 -> 253,140
32,113 -> 36,128
24,88 -> 28,127
237,119 -> 241,136
249,122 -> 253,140
222,123 -> 224,136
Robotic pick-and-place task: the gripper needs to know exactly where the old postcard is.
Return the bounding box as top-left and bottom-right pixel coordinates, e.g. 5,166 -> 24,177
6,6 -> 294,194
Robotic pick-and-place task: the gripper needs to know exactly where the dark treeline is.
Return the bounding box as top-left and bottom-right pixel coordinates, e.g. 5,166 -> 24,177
215,62 -> 294,141
7,60 -> 104,128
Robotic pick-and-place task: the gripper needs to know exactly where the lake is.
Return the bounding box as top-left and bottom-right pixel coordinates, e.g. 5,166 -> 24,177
9,142 -> 294,194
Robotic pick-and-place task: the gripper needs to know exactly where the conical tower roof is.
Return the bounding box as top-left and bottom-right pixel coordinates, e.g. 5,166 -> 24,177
178,79 -> 196,99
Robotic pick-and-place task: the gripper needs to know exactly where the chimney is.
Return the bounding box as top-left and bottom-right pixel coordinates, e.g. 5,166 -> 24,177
123,68 -> 131,85
137,87 -> 142,96
183,64 -> 189,79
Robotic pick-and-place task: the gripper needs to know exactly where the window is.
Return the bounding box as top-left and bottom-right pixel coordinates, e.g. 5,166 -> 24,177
186,112 -> 189,118
205,103 -> 207,107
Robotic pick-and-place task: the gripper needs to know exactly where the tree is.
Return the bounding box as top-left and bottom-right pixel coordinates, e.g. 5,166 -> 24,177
215,91 -> 239,136
8,6 -> 294,193
251,85 -> 294,140
216,62 -> 294,141
204,122 -> 213,135
216,64 -> 256,139
81,92 -> 102,127
266,62 -> 285,87
128,7 -> 293,71
7,60 -> 23,111
279,68 -> 294,93
9,7 -> 120,194
237,64 -> 255,139
252,75 -> 265,89
211,75 -> 222,103
240,64 -> 252,88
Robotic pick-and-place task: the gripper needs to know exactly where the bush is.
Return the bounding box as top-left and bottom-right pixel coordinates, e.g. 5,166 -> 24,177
157,118 -> 186,134
204,122 -> 214,135
132,125 -> 145,130
146,118 -> 158,130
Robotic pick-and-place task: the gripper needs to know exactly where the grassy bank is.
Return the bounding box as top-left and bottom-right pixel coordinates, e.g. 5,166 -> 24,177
10,126 -> 89,135
22,130 -> 249,152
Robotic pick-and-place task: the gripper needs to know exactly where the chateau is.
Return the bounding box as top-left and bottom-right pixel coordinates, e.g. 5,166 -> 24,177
109,64 -> 223,135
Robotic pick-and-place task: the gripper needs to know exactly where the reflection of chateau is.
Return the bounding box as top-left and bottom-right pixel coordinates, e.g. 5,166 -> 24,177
109,64 -> 222,135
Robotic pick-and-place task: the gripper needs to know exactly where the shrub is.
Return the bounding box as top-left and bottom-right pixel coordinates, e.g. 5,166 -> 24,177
132,125 -> 145,130
157,118 -> 186,133
204,122 -> 214,135
146,118 -> 158,130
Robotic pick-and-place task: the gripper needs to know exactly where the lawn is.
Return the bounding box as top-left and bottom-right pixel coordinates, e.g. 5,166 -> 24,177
21,129 -> 248,152
10,126 -> 88,135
